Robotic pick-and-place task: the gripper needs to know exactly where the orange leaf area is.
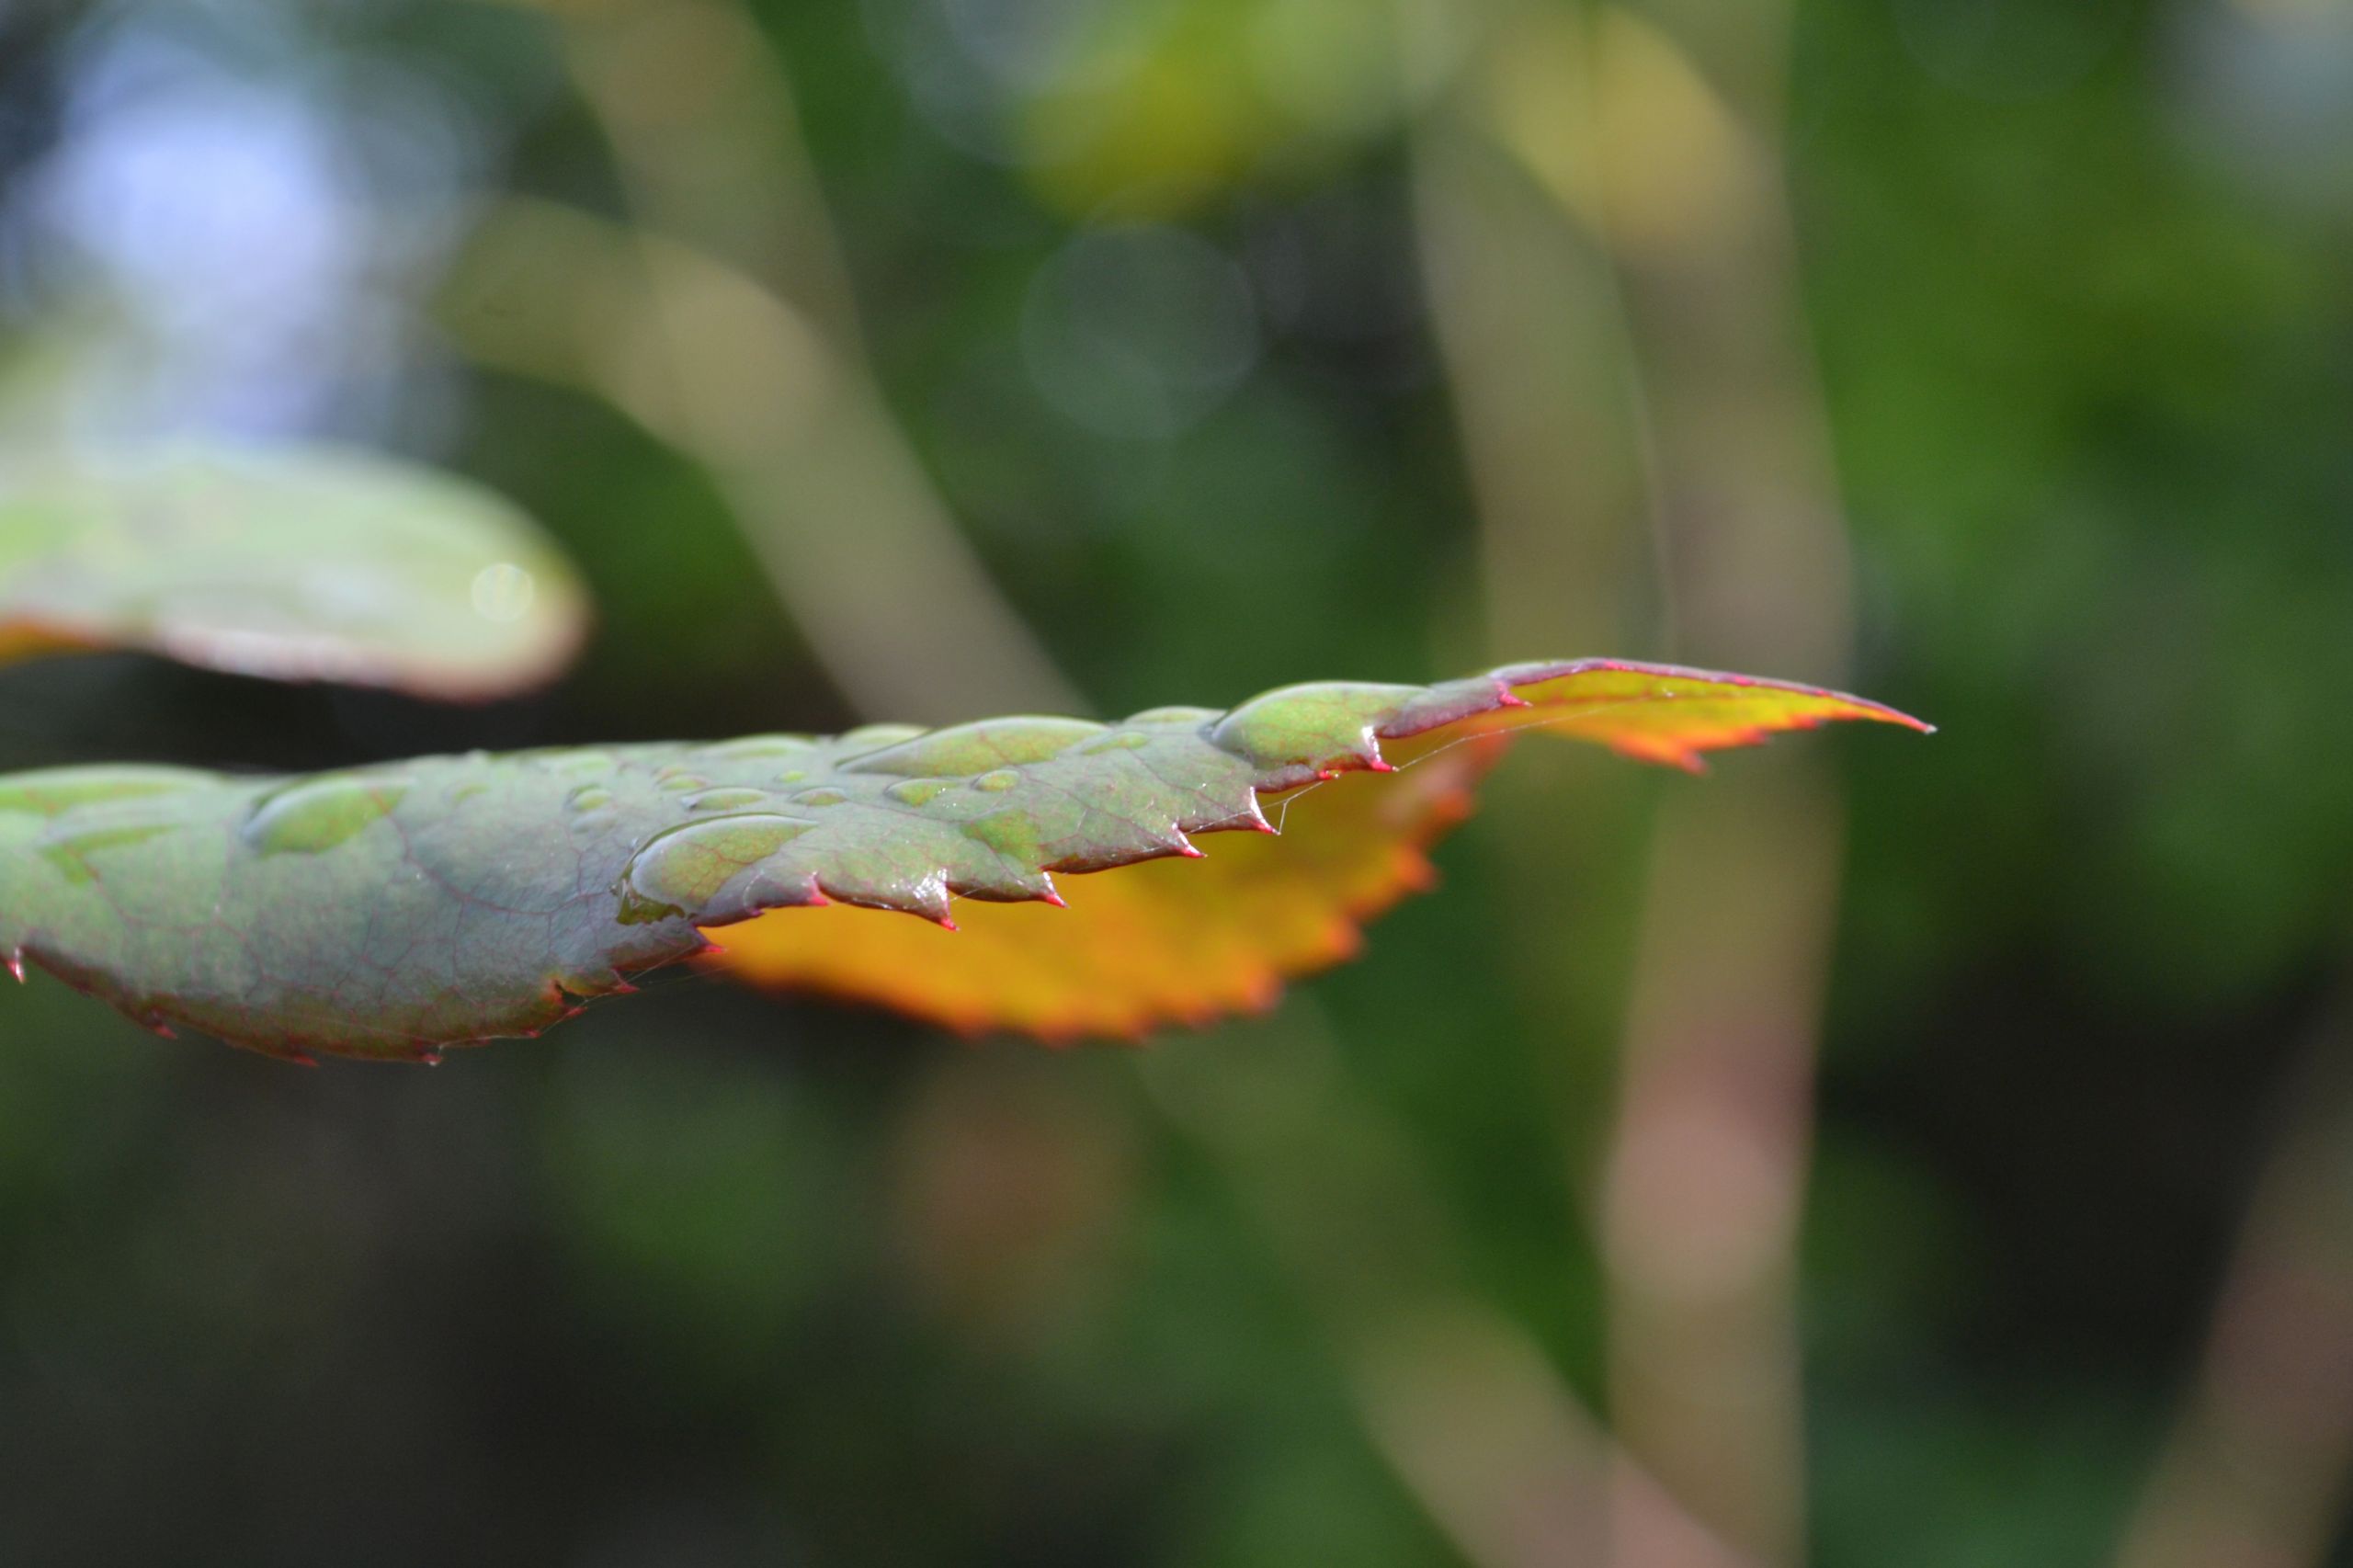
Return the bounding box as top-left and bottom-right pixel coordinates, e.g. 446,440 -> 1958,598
699,733 -> 1505,1040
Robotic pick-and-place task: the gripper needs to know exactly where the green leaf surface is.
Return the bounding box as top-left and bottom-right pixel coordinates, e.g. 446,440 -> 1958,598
0,444 -> 589,698
0,661 -> 1926,1061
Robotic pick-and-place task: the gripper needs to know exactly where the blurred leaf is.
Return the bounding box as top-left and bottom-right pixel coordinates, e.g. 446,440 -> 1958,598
0,661 -> 1922,1059
0,445 -> 589,699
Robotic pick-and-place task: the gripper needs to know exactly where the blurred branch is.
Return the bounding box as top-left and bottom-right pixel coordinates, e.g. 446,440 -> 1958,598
490,0 -> 1082,722
1597,764 -> 1840,1568
2114,987 -> 2353,1568
1402,1 -> 1856,1560
1581,0 -> 1851,1545
1400,0 -> 1662,1229
1404,16 -> 1654,662
1140,1006 -> 1756,1568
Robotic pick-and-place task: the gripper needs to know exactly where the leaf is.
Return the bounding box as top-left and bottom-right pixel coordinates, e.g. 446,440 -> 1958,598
0,444 -> 589,699
708,731 -> 1506,1040
0,661 -> 1926,1060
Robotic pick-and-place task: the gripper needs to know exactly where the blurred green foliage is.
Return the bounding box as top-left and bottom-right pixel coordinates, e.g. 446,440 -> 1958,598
0,0 -> 2349,1562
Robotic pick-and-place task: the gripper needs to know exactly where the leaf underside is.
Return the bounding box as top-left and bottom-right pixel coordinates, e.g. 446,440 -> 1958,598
0,661 -> 1927,1061
0,444 -> 589,699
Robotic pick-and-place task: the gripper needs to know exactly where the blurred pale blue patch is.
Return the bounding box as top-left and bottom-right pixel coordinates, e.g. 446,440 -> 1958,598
2166,0 -> 2353,214
5,2 -> 488,445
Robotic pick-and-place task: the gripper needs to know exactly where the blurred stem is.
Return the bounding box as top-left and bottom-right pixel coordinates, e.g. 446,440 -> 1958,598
1404,16 -> 1654,662
504,0 -> 1082,722
1597,764 -> 1840,1568
1403,0 -> 1855,1559
2114,984 -> 2353,1568
1139,1006 -> 1756,1568
1401,0 -> 1662,1230
1579,3 -> 1850,1558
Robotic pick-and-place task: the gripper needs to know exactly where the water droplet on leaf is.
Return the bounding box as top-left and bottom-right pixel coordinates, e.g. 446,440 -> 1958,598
39,824 -> 174,884
684,787 -> 769,813
697,736 -> 813,761
616,813 -> 814,925
884,778 -> 954,806
241,775 -> 411,856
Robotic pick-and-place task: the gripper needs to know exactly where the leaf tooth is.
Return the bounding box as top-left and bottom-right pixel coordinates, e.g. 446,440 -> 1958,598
1208,680 -> 1422,778
1206,789 -> 1276,836
966,801 -> 1171,876
907,877 -> 958,926
944,849 -> 1063,905
1378,671 -> 1527,739
551,963 -> 632,999
813,867 -> 956,926
1150,768 -> 1265,837
613,812 -> 816,926
1040,825 -> 1200,874
738,867 -> 830,912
